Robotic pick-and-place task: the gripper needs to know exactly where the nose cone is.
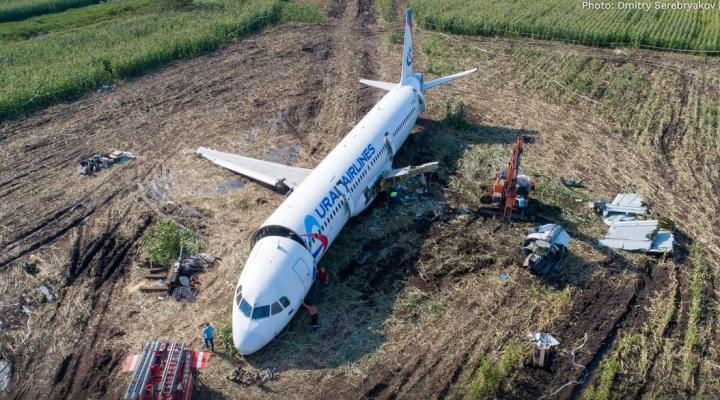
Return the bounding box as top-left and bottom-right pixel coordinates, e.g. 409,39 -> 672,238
233,329 -> 268,355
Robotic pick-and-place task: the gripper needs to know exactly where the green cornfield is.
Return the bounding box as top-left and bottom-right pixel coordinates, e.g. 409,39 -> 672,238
0,0 -> 151,41
410,0 -> 720,53
0,0 -> 103,23
0,0 -> 287,120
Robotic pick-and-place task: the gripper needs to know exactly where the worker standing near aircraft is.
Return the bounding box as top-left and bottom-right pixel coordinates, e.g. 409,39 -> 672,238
203,322 -> 216,352
517,195 -> 527,218
302,303 -> 319,332
317,266 -> 329,296
389,190 -> 401,208
317,266 -> 329,286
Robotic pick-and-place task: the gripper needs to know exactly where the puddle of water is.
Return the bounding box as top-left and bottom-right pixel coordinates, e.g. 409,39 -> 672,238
264,143 -> 300,164
213,178 -> 245,195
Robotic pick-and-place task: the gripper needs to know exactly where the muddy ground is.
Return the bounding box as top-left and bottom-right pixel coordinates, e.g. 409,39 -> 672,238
1,0 -> 719,399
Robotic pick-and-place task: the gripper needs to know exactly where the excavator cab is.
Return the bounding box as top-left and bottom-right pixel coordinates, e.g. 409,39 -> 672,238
492,169 -> 509,204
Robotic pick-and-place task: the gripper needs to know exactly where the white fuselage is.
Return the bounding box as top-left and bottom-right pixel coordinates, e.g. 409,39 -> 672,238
232,84 -> 424,354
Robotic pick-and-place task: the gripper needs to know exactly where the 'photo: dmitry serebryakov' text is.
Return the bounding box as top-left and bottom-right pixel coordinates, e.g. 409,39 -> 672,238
582,1 -> 719,10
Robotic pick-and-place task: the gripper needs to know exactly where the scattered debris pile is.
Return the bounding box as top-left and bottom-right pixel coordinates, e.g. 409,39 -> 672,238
227,367 -> 279,386
527,332 -> 560,368
593,193 -> 674,253
168,254 -> 215,301
79,151 -> 135,176
520,224 -> 570,275
593,193 -> 648,225
140,253 -> 215,301
21,255 -> 40,275
560,176 -> 583,188
122,340 -> 211,400
38,284 -> 54,302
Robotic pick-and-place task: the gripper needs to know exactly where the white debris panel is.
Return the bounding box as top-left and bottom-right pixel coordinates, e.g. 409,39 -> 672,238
526,224 -> 571,248
529,332 -> 560,349
599,220 -> 674,253
601,193 -> 649,225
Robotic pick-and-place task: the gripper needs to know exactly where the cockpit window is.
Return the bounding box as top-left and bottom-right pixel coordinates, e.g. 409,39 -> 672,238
279,296 -> 290,308
239,298 -> 252,317
271,302 -> 283,315
251,305 -> 270,320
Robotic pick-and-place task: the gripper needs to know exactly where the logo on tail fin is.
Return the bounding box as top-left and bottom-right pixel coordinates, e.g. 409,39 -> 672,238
406,47 -> 413,66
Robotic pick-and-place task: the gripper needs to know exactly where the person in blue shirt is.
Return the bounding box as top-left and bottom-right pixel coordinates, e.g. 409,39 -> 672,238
517,195 -> 528,218
203,322 -> 215,352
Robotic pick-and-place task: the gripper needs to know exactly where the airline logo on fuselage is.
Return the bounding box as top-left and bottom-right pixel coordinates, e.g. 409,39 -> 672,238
304,143 -> 376,260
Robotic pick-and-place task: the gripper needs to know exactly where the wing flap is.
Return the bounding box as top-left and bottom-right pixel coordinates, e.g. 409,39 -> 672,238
197,147 -> 311,189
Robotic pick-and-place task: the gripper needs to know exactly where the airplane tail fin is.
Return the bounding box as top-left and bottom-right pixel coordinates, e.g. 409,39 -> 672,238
400,9 -> 414,84
361,8 -> 476,92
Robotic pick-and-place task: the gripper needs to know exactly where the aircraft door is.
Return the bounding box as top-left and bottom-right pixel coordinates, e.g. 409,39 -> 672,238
335,180 -> 355,217
292,258 -> 312,290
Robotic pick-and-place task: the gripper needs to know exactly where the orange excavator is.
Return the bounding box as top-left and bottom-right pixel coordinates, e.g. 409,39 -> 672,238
492,137 -> 533,226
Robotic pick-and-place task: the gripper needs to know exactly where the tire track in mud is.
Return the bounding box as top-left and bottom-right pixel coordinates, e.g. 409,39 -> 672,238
568,272 -> 647,400
47,214 -> 152,400
0,163 -> 153,268
12,210 -> 153,400
635,259 -> 684,398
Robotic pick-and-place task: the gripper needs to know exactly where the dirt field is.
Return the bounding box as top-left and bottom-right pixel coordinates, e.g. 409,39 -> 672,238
1,0 -> 719,399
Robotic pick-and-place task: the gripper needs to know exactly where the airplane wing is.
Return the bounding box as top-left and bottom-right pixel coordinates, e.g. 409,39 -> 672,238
196,147 -> 311,189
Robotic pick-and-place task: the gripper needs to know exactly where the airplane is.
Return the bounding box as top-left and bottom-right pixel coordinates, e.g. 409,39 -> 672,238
197,9 -> 476,355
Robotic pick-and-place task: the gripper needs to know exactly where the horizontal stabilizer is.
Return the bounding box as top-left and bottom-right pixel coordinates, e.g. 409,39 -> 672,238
422,68 -> 477,91
197,147 -> 311,190
359,79 -> 397,91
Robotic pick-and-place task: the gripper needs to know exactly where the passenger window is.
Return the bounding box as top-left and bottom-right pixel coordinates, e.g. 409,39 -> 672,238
271,302 -> 283,315
251,305 -> 270,320
279,296 -> 290,307
239,298 -> 252,317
